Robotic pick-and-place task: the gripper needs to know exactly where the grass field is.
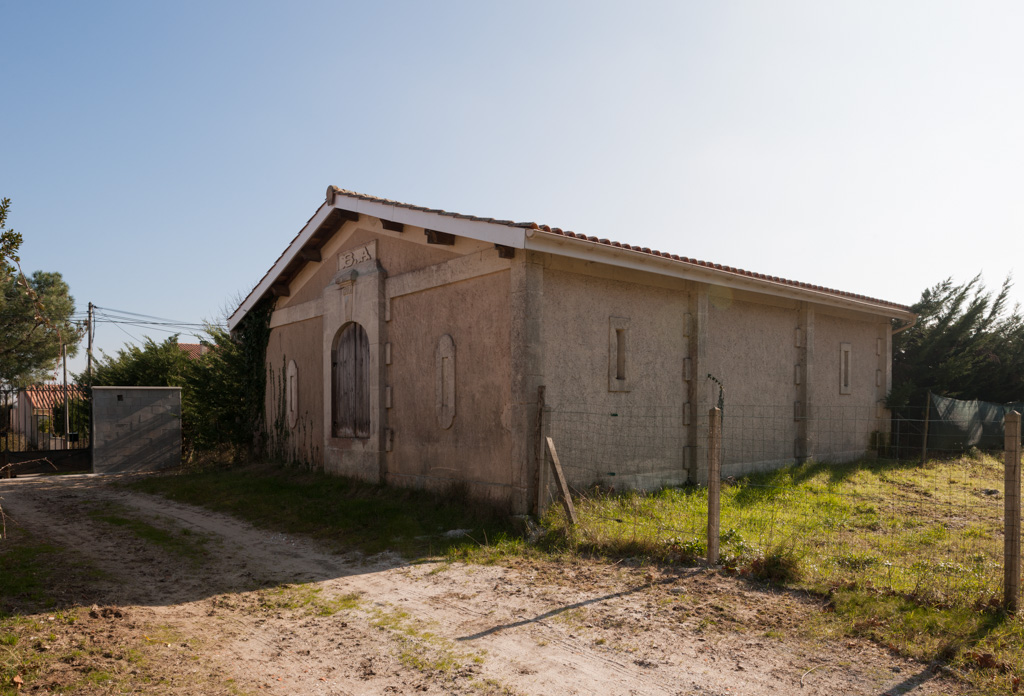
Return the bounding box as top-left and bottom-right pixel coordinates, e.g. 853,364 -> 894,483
560,453 -> 1008,605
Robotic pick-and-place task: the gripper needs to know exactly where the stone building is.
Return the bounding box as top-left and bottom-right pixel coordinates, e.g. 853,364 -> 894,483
228,187 -> 916,513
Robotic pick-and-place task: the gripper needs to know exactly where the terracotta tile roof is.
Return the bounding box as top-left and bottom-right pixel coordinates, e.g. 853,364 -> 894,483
177,343 -> 207,360
23,385 -> 86,411
325,188 -> 911,313
232,187 -> 911,325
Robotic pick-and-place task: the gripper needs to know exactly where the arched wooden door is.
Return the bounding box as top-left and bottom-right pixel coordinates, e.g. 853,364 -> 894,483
331,322 -> 370,438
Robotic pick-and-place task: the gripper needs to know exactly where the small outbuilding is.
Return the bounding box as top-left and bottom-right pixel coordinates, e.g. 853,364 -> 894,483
229,187 -> 915,513
11,384 -> 85,450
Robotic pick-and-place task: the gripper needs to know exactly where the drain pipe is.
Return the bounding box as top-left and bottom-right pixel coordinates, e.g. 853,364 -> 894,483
891,315 -> 917,335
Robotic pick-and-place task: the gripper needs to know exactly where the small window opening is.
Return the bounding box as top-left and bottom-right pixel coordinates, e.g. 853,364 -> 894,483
615,329 -> 626,381
608,317 -> 631,392
286,360 -> 298,429
441,356 -> 450,408
436,335 -> 456,429
840,342 -> 852,395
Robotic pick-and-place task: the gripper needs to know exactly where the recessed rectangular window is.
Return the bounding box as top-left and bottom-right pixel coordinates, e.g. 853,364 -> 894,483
840,342 -> 852,395
608,317 -> 631,392
286,359 -> 298,429
435,334 -> 456,429
615,329 -> 626,380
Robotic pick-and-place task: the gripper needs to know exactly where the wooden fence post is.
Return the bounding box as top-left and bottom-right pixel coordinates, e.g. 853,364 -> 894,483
707,407 -> 722,565
545,437 -> 578,526
921,391 -> 931,464
1005,411 -> 1021,612
534,386 -> 547,515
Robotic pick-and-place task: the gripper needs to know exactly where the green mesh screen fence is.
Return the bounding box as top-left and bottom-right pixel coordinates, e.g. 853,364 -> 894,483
927,392 -> 1024,451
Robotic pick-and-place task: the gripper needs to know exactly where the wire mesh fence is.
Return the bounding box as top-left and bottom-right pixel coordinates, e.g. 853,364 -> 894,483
540,400 -> 1021,608
542,406 -> 686,492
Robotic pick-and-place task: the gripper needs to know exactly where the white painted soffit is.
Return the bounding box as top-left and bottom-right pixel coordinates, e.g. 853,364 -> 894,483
335,194 -> 529,249
525,232 -> 916,320
227,196 -> 528,331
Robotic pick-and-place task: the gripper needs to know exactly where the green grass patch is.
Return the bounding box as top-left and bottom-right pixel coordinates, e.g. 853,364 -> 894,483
124,463 -> 521,558
85,502 -> 209,564
828,586 -> 1024,694
0,530 -> 67,694
0,535 -> 62,616
369,605 -> 476,676
556,455 -> 1007,604
257,584 -> 362,616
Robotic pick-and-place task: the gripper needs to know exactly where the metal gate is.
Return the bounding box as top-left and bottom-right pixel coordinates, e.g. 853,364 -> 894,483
1,384 -> 92,475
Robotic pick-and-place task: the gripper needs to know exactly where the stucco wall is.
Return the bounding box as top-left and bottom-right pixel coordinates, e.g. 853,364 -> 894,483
265,316 -> 324,467
810,311 -> 888,462
704,295 -> 800,476
386,270 -> 514,505
536,267 -> 893,486
539,265 -> 688,491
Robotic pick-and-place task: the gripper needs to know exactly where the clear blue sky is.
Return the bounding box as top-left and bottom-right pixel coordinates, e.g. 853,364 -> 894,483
2,1 -> 1022,378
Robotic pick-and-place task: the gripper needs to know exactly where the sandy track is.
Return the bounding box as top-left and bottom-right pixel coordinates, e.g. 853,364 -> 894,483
0,474 -> 967,695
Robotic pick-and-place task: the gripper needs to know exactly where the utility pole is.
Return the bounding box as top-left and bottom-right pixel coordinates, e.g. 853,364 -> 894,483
62,343 -> 69,450
86,302 -> 95,458
87,302 -> 94,388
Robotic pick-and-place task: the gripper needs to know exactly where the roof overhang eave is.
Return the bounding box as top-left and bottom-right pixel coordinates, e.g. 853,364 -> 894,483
227,195 -> 528,332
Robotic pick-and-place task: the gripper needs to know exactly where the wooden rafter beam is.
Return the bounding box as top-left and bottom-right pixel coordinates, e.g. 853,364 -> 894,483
381,219 -> 404,233
425,228 -> 455,246
313,208 -> 360,239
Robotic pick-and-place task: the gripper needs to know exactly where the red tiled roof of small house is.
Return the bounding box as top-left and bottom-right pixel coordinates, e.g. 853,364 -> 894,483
23,384 -> 86,411
177,343 -> 208,360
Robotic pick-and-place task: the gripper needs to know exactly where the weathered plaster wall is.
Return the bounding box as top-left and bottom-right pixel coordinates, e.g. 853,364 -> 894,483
704,295 -> 800,476
281,226 -> 462,309
265,316 -> 324,467
386,270 -> 514,506
539,264 -> 688,491
267,219 -> 495,480
810,312 -> 888,461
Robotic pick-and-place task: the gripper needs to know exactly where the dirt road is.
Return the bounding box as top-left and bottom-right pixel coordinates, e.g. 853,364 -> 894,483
0,474 -> 967,695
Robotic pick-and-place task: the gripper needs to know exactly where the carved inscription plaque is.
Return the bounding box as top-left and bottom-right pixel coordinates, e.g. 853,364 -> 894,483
338,242 -> 375,271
